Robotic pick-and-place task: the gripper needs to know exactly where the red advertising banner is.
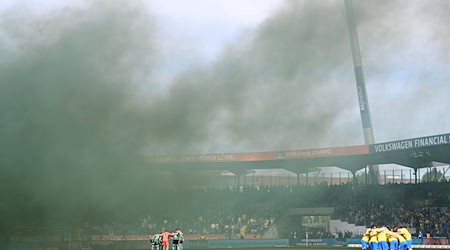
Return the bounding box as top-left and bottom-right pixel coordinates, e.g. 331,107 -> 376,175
146,145 -> 369,164
126,235 -> 151,240
91,235 -> 125,241
184,235 -> 225,240
91,235 -> 225,241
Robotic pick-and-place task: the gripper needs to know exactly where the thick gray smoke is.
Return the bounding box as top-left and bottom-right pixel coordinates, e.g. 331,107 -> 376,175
1,0 -> 450,234
148,1 -> 360,154
0,1 -> 162,230
155,0 -> 450,151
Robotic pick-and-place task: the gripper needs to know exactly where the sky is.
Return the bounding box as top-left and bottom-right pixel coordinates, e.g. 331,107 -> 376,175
0,0 -> 284,76
1,0 -> 450,230
1,0 -> 450,151
1,1 -> 450,158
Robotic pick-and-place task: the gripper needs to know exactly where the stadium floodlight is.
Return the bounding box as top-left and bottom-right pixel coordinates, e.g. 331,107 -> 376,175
344,0 -> 380,184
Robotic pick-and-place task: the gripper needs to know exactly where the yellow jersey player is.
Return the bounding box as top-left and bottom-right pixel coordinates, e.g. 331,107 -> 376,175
384,227 -> 398,250
395,227 -> 412,250
394,231 -> 407,250
389,227 -> 408,250
369,225 -> 379,250
361,228 -> 370,250
376,227 -> 388,250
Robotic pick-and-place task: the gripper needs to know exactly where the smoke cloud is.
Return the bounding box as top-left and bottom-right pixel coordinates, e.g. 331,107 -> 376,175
149,1 -> 359,154
0,0 -> 162,229
1,0 -> 450,233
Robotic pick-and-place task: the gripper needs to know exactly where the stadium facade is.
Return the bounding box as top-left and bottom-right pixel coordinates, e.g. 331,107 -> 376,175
145,132 -> 450,185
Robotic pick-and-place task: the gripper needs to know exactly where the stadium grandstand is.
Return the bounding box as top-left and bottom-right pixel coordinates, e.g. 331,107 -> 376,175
2,1 -> 450,250
144,133 -> 450,186
5,134 -> 450,249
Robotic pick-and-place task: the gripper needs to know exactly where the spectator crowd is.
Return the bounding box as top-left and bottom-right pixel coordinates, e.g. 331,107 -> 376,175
8,181 -> 450,241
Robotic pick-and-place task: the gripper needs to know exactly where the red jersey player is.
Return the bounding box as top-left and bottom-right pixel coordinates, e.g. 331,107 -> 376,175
160,230 -> 175,250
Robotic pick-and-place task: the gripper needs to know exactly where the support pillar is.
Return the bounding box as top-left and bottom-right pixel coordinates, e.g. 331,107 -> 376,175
228,168 -> 249,188
414,168 -> 418,184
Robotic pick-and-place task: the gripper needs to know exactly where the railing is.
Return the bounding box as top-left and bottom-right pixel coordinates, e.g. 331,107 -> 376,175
215,167 -> 450,187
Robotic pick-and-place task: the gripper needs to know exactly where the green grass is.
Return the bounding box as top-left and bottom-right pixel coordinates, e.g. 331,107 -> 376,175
120,248 -> 348,250
119,248 -> 436,250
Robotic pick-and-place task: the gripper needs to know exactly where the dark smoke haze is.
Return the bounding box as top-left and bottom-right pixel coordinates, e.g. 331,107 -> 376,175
1,0 -> 450,232
0,1 -> 163,230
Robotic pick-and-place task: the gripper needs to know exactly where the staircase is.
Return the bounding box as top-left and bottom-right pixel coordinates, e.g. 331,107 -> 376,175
329,219 -> 366,237
262,223 -> 279,239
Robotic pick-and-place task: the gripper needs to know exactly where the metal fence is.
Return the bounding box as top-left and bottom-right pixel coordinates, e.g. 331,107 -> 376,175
207,166 -> 450,187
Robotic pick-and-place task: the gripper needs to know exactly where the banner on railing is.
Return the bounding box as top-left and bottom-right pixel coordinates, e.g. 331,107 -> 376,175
207,238 -> 289,248
289,238 -> 338,247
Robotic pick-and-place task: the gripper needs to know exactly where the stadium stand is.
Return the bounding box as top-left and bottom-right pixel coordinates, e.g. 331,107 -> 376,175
7,181 -> 450,243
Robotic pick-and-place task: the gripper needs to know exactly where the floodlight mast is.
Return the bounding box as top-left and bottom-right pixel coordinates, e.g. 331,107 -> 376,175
344,0 -> 380,184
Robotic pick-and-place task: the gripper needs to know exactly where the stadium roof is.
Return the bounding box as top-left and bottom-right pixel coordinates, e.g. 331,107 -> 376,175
144,133 -> 450,174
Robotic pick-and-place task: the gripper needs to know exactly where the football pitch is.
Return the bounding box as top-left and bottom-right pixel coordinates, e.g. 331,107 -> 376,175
121,248 -> 346,250
119,248 -> 436,250
119,248 -> 344,250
